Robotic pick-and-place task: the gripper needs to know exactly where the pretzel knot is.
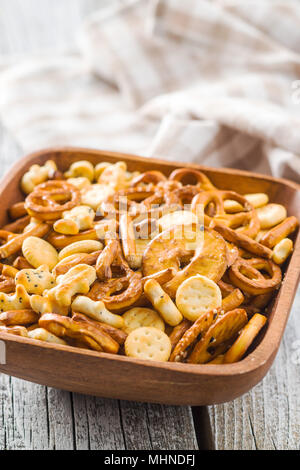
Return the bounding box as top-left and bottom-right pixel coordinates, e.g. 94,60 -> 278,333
192,190 -> 260,238
229,257 -> 282,295
39,313 -> 119,353
25,180 -> 81,220
90,237 -> 143,311
169,168 -> 215,190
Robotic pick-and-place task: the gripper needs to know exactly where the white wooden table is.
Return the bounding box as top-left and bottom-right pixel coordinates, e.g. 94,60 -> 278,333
0,0 -> 299,450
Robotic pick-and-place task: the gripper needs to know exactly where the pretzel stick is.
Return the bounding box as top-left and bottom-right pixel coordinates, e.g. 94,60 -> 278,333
119,213 -> 142,269
8,202 -> 27,220
260,216 -> 299,248
3,215 -> 31,233
0,223 -> 49,258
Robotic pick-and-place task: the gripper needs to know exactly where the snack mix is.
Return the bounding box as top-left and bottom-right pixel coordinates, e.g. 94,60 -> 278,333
0,159 -> 298,364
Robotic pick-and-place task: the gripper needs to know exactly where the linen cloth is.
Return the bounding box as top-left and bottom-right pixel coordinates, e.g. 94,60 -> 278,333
1,0 -> 300,181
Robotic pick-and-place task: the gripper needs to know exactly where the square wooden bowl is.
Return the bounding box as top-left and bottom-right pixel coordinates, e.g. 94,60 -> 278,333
0,147 -> 299,406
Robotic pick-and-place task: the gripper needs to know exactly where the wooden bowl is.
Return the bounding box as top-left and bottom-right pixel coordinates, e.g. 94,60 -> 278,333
0,147 -> 299,406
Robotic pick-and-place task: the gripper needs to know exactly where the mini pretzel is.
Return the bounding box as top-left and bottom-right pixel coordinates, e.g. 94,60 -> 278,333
95,236 -> 123,280
8,202 -> 27,220
39,313 -> 119,354
223,313 -> 267,363
229,257 -> 282,295
192,190 -> 259,238
168,319 -> 192,352
141,267 -> 177,286
188,308 -> 248,364
47,228 -> 99,249
213,223 -> 272,259
169,308 -> 218,362
47,264 -> 96,307
0,309 -> 39,326
72,312 -> 127,345
130,170 -> 167,187
221,288 -> 244,312
169,168 -> 214,190
0,275 -> 15,293
3,215 -> 31,233
119,213 -> 142,269
72,296 -> 124,328
0,223 -> 50,259
0,325 -> 28,337
260,216 -> 298,248
25,180 -> 81,220
53,251 -> 101,277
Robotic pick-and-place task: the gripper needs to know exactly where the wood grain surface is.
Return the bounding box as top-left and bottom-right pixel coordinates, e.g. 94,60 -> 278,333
0,0 -> 299,450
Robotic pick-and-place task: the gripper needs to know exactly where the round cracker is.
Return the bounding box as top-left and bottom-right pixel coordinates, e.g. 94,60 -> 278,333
22,236 -> 59,270
122,307 -> 165,334
176,274 -> 222,321
125,327 -> 171,362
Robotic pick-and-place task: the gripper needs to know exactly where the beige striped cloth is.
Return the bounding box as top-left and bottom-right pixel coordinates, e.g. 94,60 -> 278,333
1,0 -> 300,181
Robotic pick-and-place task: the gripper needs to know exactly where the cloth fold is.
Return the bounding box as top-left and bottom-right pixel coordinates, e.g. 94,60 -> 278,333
1,0 -> 300,181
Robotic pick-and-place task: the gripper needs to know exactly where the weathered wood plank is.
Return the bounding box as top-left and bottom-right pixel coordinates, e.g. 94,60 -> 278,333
207,288 -> 300,450
0,0 -> 199,451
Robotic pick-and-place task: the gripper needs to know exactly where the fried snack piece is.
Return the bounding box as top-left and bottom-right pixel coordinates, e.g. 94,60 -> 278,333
25,180 -> 81,220
53,251 -> 101,277
21,160 -> 57,194
72,312 -> 127,345
39,313 -> 119,354
72,296 -> 124,329
22,236 -> 59,270
256,203 -> 287,229
15,265 -> 56,295
64,160 -> 94,181
47,264 -> 96,307
0,223 -> 49,259
58,240 -> 102,261
122,307 -> 165,334
47,228 -> 99,249
81,183 -> 115,211
53,205 -> 95,235
224,313 -> 267,363
229,257 -> 282,295
260,216 -> 298,248
0,309 -> 39,326
168,319 -> 192,352
143,226 -> 227,298
125,327 -> 171,362
144,279 -> 183,326
0,325 -> 28,337
169,309 -> 218,362
188,308 -> 248,364
0,285 -> 31,311
30,294 -> 68,316
175,275 -> 222,322
272,238 -> 293,265
28,327 -> 67,345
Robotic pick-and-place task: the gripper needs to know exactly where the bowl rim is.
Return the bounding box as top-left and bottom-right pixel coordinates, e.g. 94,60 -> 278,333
0,145 -> 299,378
